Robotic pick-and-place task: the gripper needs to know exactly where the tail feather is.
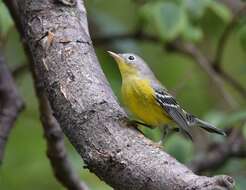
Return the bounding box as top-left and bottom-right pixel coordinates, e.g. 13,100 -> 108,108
195,118 -> 226,136
185,113 -> 226,136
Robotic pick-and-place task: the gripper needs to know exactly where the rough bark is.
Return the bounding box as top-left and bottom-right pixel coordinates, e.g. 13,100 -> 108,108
35,79 -> 89,190
0,53 -> 24,163
16,0 -> 235,189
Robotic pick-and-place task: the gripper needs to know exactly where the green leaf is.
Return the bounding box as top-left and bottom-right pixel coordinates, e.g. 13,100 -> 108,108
141,2 -> 188,41
184,0 -> 210,19
238,25 -> 246,52
155,2 -> 187,41
207,1 -> 232,22
181,23 -> 203,42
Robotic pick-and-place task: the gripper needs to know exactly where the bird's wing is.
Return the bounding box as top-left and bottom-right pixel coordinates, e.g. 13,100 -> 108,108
154,88 -> 193,140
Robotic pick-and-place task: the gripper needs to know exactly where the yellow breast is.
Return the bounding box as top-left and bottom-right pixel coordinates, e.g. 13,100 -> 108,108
121,77 -> 171,127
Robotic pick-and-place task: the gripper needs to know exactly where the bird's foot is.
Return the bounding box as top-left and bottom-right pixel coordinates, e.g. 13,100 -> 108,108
151,141 -> 163,149
130,120 -> 153,128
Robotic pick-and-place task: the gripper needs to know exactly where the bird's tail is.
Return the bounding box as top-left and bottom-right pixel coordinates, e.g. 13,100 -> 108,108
194,118 -> 226,136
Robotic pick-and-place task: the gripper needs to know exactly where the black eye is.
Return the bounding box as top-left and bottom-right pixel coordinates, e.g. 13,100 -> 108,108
128,55 -> 135,61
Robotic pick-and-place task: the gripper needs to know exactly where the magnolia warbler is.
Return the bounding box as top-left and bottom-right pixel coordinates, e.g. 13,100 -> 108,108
108,51 -> 226,140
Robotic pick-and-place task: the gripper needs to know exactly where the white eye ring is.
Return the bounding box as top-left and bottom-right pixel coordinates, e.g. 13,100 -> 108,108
128,55 -> 135,61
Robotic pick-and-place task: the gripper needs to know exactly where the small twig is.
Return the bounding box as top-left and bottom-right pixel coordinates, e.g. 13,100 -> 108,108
92,31 -> 149,45
214,4 -> 246,70
190,128 -> 246,174
219,70 -> 246,97
212,4 -> 246,98
0,53 -> 24,164
34,79 -> 89,190
167,41 -> 238,109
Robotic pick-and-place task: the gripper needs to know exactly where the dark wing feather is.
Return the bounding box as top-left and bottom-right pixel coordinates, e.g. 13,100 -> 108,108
154,89 -> 193,140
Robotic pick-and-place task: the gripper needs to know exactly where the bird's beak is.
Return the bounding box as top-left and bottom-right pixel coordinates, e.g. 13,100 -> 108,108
107,51 -> 124,63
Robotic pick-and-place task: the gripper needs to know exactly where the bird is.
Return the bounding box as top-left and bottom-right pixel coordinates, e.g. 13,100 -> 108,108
108,51 -> 226,140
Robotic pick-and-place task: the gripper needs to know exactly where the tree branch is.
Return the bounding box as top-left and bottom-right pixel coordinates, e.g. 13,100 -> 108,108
14,0 -> 235,189
3,1 -> 90,188
212,3 -> 246,97
166,41 -> 238,109
35,79 -> 89,190
190,128 -> 246,174
92,31 -> 154,46
0,52 -> 24,164
214,4 -> 246,70
218,70 -> 246,97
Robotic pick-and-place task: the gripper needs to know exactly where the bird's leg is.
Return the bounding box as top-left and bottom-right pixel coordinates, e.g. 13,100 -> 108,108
124,119 -> 149,135
158,125 -> 180,145
130,120 -> 154,128
157,125 -> 169,145
171,127 -> 180,133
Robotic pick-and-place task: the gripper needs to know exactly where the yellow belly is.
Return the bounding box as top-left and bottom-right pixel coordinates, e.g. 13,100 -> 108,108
121,78 -> 171,127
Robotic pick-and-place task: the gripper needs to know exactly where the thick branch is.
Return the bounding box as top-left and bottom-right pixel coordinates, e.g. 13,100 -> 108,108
36,84 -> 89,190
0,53 -> 24,164
5,0 -> 90,189
16,1 -> 234,189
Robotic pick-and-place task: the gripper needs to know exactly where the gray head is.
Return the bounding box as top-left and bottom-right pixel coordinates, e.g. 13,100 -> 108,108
108,51 -> 156,79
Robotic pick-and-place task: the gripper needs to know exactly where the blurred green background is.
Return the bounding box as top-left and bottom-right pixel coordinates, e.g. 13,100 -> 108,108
0,0 -> 246,189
